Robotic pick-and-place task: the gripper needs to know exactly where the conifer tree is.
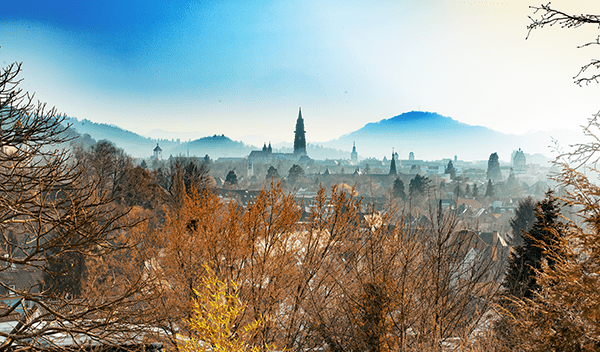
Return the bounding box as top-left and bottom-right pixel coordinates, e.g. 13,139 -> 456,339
509,197 -> 536,246
392,177 -> 406,200
266,166 -> 279,180
486,152 -> 502,181
485,179 -> 494,197
409,174 -> 429,197
288,164 -> 304,183
502,190 -> 565,299
453,182 -> 461,198
225,170 -> 238,185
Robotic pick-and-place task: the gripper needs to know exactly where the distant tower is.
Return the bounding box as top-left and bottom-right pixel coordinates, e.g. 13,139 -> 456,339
351,142 -> 358,163
409,151 -> 415,161
153,143 -> 163,160
247,159 -> 254,177
512,148 -> 527,174
389,149 -> 397,175
294,107 -> 307,155
267,142 -> 272,153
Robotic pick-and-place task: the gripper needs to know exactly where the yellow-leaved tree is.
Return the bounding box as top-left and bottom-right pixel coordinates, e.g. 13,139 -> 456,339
177,265 -> 277,352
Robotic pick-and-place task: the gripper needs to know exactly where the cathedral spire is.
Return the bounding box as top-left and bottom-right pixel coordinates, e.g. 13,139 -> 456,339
294,107 -> 306,155
351,141 -> 358,163
389,148 -> 397,175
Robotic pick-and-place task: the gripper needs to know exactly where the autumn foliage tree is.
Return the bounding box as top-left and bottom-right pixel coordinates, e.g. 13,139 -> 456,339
140,178 -> 501,351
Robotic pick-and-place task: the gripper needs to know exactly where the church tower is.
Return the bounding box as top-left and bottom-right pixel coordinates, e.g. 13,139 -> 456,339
389,149 -> 397,175
294,107 -> 307,155
351,142 -> 358,163
153,143 -> 162,160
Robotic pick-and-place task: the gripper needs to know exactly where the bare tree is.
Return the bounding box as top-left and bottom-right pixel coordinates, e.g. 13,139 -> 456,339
528,3 -> 600,86
0,62 -> 155,351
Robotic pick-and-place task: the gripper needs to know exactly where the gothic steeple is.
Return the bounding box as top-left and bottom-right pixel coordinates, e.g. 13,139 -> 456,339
389,148 -> 397,175
294,107 -> 306,155
351,141 -> 358,163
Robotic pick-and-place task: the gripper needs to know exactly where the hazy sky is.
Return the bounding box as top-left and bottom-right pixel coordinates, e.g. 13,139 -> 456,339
1,0 -> 599,148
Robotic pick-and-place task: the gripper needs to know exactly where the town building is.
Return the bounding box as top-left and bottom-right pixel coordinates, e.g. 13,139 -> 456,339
248,108 -> 311,163
153,143 -> 162,159
512,148 -> 527,174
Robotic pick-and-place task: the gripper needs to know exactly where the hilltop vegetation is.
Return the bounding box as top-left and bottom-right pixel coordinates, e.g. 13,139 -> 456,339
67,117 -> 255,158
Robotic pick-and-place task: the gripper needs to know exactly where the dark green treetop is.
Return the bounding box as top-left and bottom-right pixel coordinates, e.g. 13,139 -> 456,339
486,152 -> 502,181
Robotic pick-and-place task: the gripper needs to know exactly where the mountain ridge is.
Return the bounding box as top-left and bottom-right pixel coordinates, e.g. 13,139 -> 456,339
324,111 -> 558,161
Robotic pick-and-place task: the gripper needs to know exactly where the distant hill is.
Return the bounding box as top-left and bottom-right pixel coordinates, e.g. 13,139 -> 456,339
324,111 -> 557,161
66,118 -> 254,159
176,135 -> 255,158
66,117 -> 163,157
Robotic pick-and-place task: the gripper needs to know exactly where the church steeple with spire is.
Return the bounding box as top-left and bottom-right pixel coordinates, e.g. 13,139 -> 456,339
294,107 -> 306,155
389,148 -> 397,175
351,142 -> 358,163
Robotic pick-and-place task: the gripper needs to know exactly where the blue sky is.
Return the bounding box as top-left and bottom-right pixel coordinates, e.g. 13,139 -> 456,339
1,0 -> 599,154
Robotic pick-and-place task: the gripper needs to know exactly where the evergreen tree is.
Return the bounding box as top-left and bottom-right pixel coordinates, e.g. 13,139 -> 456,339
486,152 -> 502,181
453,182 -> 461,198
496,191 -> 567,348
485,179 -> 494,197
364,164 -> 371,174
392,177 -> 406,201
505,168 -> 521,196
225,170 -> 238,185
409,174 -> 430,197
503,190 -> 565,299
266,166 -> 280,180
288,164 -> 304,183
510,197 -> 536,246
465,184 -> 471,197
472,183 -> 479,198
